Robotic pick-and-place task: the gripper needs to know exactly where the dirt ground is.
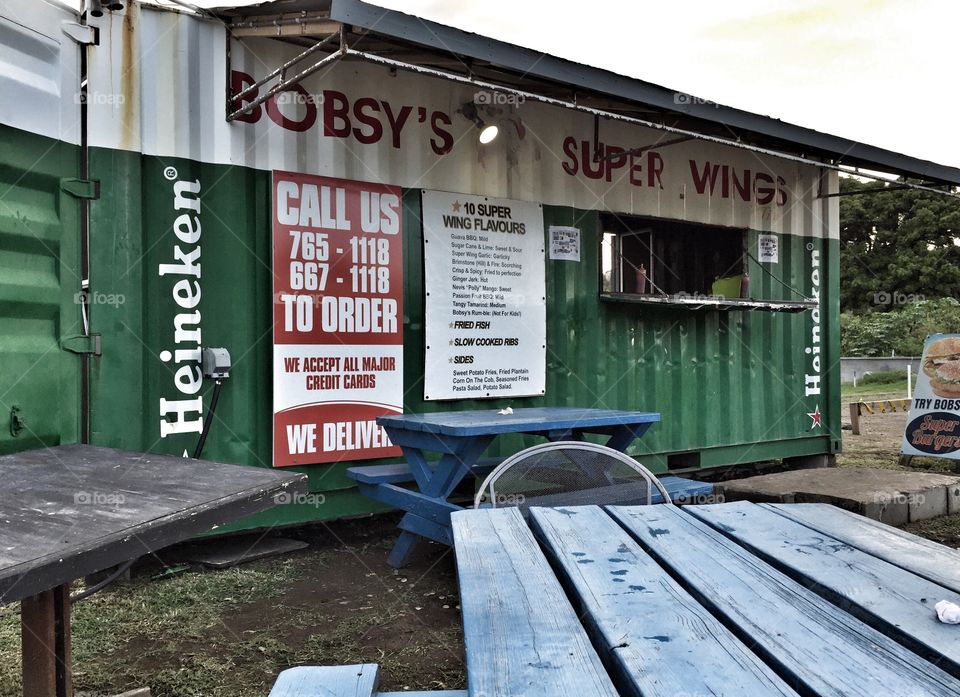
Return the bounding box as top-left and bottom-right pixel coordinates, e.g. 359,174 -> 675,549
0,516 -> 465,697
837,406 -> 960,546
838,402 -> 959,475
2,414 -> 958,696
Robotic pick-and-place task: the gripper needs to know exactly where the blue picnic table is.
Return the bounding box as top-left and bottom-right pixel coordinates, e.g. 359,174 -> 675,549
271,500 -> 960,697
346,407 -> 710,567
450,501 -> 960,697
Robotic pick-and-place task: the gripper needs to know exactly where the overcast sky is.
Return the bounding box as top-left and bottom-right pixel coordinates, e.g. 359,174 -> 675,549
370,0 -> 960,169
163,0 -> 960,170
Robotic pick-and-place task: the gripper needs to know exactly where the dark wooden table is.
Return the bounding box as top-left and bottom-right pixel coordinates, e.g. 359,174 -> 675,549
450,501 -> 960,697
0,444 -> 307,697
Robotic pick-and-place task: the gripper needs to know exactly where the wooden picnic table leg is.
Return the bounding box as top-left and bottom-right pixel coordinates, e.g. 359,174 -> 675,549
385,435 -> 494,568
22,583 -> 72,697
387,531 -> 422,568
426,435 -> 495,499
604,423 -> 651,452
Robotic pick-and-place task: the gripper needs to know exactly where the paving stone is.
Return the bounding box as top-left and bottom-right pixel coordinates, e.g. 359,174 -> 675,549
720,468 -> 960,523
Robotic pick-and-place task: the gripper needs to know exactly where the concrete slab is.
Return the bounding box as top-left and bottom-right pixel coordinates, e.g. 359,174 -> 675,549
187,537 -> 309,569
949,483 -> 960,515
719,468 -> 960,524
908,487 -> 947,523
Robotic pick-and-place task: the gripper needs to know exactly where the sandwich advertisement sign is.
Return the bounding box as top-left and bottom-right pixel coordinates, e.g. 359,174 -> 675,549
901,334 -> 960,460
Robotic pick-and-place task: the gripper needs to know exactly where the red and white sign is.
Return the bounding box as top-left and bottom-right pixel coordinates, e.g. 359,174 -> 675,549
272,171 -> 403,466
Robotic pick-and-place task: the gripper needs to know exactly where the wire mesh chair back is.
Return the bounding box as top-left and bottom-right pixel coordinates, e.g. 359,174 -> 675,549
474,441 -> 672,512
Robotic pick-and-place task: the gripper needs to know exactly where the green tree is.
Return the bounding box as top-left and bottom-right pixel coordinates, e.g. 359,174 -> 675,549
840,298 -> 960,356
839,177 -> 960,312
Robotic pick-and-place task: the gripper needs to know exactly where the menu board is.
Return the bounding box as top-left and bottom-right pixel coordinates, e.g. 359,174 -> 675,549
901,333 -> 960,460
422,190 -> 546,400
272,171 -> 403,466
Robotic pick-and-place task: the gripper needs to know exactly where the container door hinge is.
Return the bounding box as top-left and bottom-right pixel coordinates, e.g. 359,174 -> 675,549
62,334 -> 102,357
60,178 -> 100,200
62,22 -> 97,45
9,406 -> 25,438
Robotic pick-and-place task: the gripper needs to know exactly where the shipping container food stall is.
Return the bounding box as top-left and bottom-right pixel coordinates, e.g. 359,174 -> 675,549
4,0 -> 960,530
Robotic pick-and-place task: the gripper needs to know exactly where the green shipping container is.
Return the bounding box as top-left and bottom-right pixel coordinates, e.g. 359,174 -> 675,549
11,1 -> 921,533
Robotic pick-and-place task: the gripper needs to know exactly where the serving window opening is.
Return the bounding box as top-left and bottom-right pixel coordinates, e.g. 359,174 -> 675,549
600,214 -> 816,312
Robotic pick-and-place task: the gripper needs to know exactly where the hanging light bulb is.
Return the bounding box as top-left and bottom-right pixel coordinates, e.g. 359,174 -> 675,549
478,124 -> 499,144
460,102 -> 500,145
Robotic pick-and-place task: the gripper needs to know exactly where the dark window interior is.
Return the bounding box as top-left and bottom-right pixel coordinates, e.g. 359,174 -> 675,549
601,215 -> 745,297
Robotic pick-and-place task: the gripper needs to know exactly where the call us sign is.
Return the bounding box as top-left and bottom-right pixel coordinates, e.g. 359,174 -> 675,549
271,171 -> 404,467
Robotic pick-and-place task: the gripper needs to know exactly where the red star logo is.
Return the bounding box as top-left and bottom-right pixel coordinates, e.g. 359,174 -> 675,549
807,405 -> 822,429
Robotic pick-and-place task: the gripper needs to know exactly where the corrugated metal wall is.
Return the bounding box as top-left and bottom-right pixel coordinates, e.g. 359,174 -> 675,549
0,124 -> 83,454
0,2 -> 83,454
88,170 -> 839,526
398,200 -> 840,471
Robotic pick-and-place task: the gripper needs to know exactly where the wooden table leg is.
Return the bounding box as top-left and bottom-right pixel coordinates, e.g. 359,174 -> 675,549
849,402 -> 861,436
605,424 -> 650,452
22,583 -> 72,697
387,530 -> 422,568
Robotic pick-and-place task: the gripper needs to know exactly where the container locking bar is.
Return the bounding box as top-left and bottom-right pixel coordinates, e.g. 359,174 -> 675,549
61,334 -> 102,357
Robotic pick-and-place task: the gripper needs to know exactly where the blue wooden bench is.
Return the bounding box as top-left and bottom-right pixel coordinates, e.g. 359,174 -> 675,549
347,459 -> 712,550
526,506 -> 797,697
348,460 -> 710,494
610,503 -> 960,696
346,459 -> 500,486
352,407 -> 663,567
688,500 -> 960,677
762,502 -> 960,594
346,458 -> 502,548
451,507 -> 621,697
348,461 -> 711,506
268,664 -> 465,697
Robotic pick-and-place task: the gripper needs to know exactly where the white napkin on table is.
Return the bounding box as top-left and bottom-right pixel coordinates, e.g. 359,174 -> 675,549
935,600 -> 960,624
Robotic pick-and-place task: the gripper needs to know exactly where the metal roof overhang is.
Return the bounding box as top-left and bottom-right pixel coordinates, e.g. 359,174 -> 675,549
216,0 -> 960,189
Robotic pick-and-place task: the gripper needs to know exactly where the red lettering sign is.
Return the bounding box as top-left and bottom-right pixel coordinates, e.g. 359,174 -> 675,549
272,171 -> 404,466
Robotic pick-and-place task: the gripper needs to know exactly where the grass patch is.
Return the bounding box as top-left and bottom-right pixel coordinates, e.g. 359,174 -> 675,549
0,523 -> 465,697
293,612 -> 464,689
858,369 -> 909,385
0,558 -> 303,697
841,378 -> 909,401
903,514 -> 960,549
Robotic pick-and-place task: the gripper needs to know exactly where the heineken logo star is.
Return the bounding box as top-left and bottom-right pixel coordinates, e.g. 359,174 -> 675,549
807,405 -> 822,429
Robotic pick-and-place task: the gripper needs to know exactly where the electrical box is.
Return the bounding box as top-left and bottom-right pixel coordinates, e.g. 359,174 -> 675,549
201,347 -> 231,379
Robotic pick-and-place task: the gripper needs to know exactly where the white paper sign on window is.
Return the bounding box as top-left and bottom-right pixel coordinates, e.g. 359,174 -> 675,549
758,234 -> 779,263
549,226 -> 581,262
422,190 -> 546,401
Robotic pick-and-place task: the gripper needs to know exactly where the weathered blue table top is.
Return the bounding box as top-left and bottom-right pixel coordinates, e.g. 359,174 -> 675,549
451,501 -> 960,697
376,407 -> 660,436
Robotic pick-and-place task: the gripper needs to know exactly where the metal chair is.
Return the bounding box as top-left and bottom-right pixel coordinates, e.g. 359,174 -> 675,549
473,441 -> 672,513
